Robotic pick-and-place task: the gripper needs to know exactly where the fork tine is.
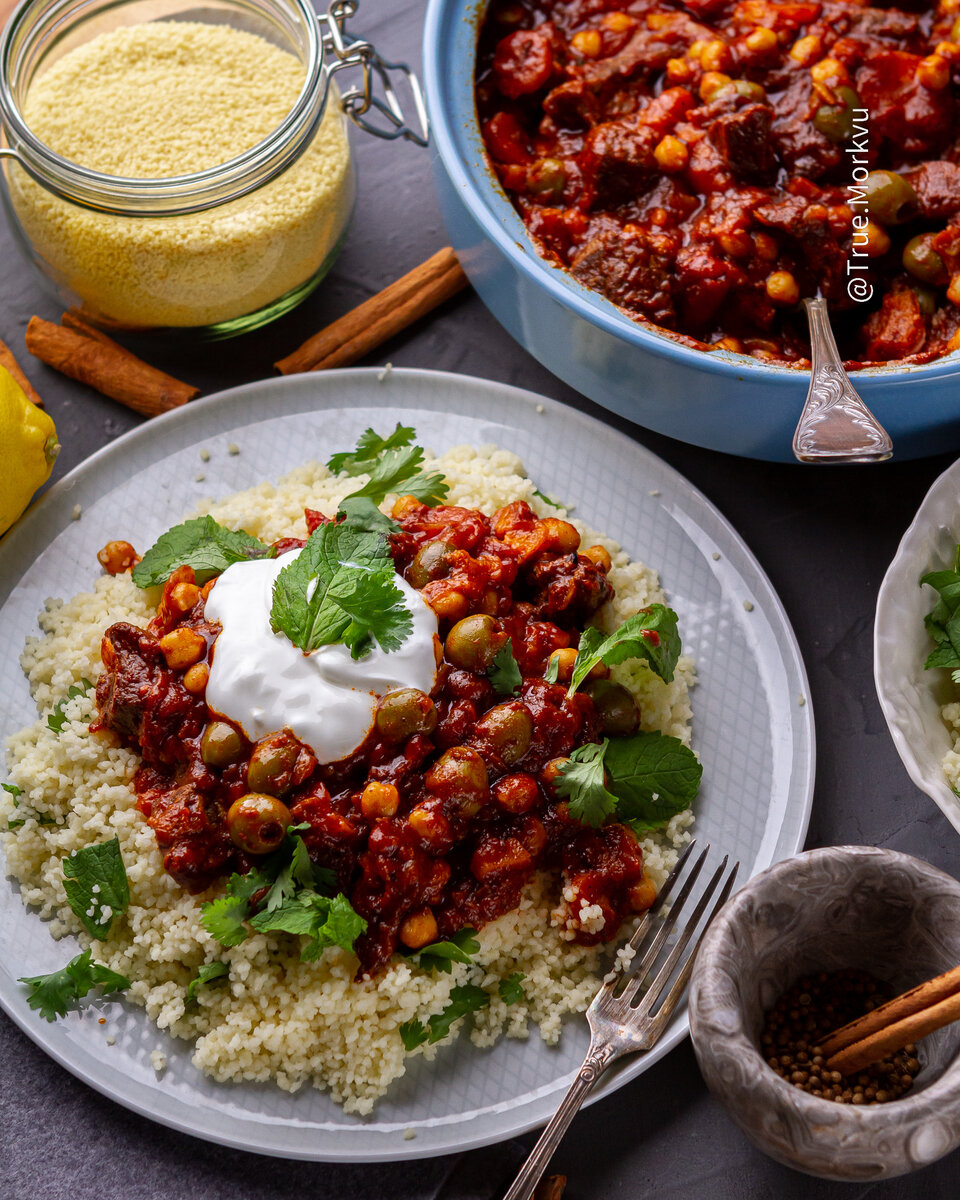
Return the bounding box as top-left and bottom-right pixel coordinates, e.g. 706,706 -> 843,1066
620,853 -> 728,1011
611,843 -> 710,999
620,838 -> 698,961
638,861 -> 739,1043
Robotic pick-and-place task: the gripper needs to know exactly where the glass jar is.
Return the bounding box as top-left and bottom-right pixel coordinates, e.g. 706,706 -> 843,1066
0,0 -> 426,338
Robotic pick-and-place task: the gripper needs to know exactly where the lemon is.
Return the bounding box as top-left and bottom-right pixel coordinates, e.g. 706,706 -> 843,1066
0,365 -> 59,536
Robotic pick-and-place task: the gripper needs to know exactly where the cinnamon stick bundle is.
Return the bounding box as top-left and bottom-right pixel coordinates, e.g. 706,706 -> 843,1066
275,246 -> 468,375
26,315 -> 199,417
0,337 -> 43,407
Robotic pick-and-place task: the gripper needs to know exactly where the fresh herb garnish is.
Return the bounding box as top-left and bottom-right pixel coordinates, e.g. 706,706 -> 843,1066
498,972 -> 526,1005
488,638 -> 522,697
185,961 -> 230,1005
62,837 -> 130,939
251,891 -> 367,960
532,488 -> 562,509
327,423 -> 417,476
341,443 -> 449,508
47,678 -> 94,735
200,869 -> 271,947
568,606 -> 681,695
404,928 -> 480,974
555,733 -> 701,832
922,547 -> 960,682
132,516 -> 276,588
544,655 -> 560,684
269,521 -> 412,659
399,983 -> 491,1051
19,949 -> 130,1021
0,782 -> 53,831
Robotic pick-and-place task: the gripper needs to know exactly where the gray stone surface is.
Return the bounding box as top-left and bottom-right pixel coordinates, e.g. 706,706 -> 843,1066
2,0 -> 960,1195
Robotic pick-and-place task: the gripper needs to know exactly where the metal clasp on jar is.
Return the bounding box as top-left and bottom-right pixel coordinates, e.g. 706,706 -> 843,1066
320,0 -> 429,146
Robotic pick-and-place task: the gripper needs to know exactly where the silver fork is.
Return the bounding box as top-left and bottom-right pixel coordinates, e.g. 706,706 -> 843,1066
503,842 -> 739,1200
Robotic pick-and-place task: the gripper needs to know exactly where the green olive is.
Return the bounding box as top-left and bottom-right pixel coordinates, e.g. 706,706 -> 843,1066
407,540 -> 455,589
226,793 -> 292,855
812,86 -> 861,144
864,170 -> 918,227
584,680 -> 639,736
902,234 -> 947,287
527,156 -> 566,198
200,721 -> 244,768
375,688 -> 438,741
474,702 -> 534,765
247,737 -> 300,796
444,614 -> 505,672
715,80 -> 766,104
912,283 -> 939,316
425,746 -> 489,813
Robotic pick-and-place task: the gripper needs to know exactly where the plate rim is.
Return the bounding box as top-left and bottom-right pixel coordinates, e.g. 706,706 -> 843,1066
0,366 -> 815,1160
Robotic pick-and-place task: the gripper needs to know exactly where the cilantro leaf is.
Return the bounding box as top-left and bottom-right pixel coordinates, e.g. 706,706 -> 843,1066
569,606 -> 682,695
270,522 -> 411,658
498,972 -> 526,1005
2,782 -> 22,799
532,488 -> 562,509
405,928 -> 480,974
425,984 -> 491,1042
923,551 -> 960,672
399,1019 -> 429,1051
346,443 -> 449,508
327,424 -> 417,476
132,516 -> 275,588
200,868 -> 272,947
263,835 -> 315,912
186,961 -> 230,1005
553,741 -> 618,828
19,949 -> 130,1021
488,638 -> 522,697
62,837 -> 130,939
338,495 -> 400,532
47,678 -> 94,735
603,732 -> 702,832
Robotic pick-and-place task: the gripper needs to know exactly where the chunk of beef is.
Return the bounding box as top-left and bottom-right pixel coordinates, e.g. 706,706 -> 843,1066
905,162 -> 960,220
144,781 -> 233,893
856,52 -> 954,158
710,104 -> 778,186
525,552 -> 614,625
579,118 -> 658,209
570,225 -> 676,325
861,279 -> 926,361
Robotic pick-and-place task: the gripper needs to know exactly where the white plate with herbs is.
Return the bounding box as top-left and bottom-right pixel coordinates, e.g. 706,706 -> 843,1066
0,368 -> 814,1160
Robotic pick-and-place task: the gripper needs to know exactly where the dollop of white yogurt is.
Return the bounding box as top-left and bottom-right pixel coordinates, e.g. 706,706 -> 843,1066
204,551 -> 438,763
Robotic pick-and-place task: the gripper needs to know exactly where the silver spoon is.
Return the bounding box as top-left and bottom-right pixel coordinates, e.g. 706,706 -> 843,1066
792,296 -> 893,463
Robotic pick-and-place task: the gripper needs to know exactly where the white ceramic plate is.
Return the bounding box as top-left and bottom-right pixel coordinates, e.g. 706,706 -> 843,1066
0,368 -> 814,1161
876,456 -> 960,837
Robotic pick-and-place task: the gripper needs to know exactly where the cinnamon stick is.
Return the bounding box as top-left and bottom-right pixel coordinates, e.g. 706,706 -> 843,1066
25,316 -> 199,417
0,337 -> 43,407
826,990 -> 960,1076
275,246 -> 468,375
820,963 -> 960,1060
62,309 -> 116,346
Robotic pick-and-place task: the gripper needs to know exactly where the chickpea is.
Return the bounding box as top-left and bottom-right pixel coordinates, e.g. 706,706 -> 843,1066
399,907 -> 439,949
540,517 -> 581,554
169,581 -> 200,614
183,663 -> 209,694
158,627 -> 206,670
375,688 -> 438,741
699,72 -> 731,101
629,874 -> 658,912
654,135 -> 689,174
226,793 -> 292,855
584,679 -> 640,736
247,736 -> 300,797
518,815 -> 548,857
789,34 -> 822,65
541,757 -> 570,796
918,54 -> 951,89
548,646 -> 579,683
810,57 -> 847,86
391,495 -> 422,520
700,39 -> 730,72
765,270 -> 800,307
407,540 -> 455,589
475,702 -> 534,766
200,721 -> 245,768
602,11 -> 634,32
754,232 -> 778,261
429,589 -> 469,622
860,220 -> 891,257
425,746 -> 489,808
713,336 -> 744,353
582,544 -> 612,572
97,540 -> 139,575
570,29 -> 602,57
408,801 -> 453,845
444,614 -> 505,672
744,26 -> 777,54
493,773 -> 540,814
361,781 -> 400,819
665,56 -> 692,85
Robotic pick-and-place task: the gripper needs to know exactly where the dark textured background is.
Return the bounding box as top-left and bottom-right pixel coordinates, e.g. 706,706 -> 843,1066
3,1 -> 960,1195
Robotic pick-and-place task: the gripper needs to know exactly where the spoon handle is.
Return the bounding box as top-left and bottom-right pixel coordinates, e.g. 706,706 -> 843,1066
793,296 -> 893,463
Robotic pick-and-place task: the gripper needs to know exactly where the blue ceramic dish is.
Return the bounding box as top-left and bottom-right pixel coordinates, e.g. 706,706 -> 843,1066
422,0 -> 960,462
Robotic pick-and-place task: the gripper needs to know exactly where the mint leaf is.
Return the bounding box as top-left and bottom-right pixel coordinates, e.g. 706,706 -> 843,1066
306,892 -> 367,958
327,424 -> 417,476
250,890 -> 367,961
498,972 -> 526,1005
62,837 -> 130,939
426,984 -> 490,1042
186,961 -> 230,1005
47,678 -> 94,735
604,732 -> 702,832
488,638 -> 522,697
400,1018 -> 429,1051
569,606 -> 682,694
553,740 -> 618,827
132,516 -> 275,588
19,949 -> 130,1021
405,928 -> 480,974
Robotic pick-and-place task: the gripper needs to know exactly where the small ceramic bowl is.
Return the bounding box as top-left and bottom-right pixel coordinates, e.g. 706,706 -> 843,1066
689,845 -> 960,1181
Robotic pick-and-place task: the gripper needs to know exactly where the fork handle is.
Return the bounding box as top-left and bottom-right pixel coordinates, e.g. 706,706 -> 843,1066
503,1045 -> 615,1200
